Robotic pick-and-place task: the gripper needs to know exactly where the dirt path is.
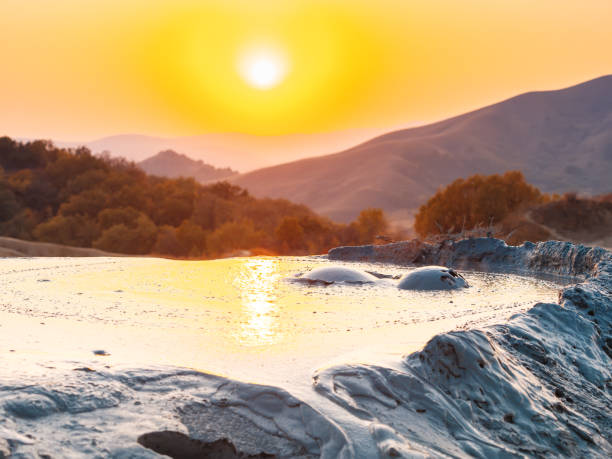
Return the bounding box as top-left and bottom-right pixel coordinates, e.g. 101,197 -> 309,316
524,212 -> 611,249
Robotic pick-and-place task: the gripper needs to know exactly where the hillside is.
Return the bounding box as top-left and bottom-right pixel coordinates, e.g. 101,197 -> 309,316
0,236 -> 116,257
138,150 -> 236,183
528,193 -> 612,249
232,75 -> 612,223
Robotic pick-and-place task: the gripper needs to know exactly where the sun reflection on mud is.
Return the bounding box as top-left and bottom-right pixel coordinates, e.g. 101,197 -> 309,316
233,258 -> 282,346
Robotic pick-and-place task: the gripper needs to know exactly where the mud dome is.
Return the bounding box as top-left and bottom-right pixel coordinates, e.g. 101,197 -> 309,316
298,264 -> 470,291
397,265 -> 469,290
297,265 -> 377,284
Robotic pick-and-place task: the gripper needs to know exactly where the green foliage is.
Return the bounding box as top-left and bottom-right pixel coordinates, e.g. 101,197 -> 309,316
153,225 -> 184,257
34,215 -> 101,246
207,219 -> 264,256
93,214 -> 157,254
0,184 -> 20,222
414,171 -> 544,237
276,216 -> 305,250
59,189 -> 109,218
175,220 -> 207,256
0,136 -> 390,257
0,208 -> 39,240
0,137 -> 50,170
354,208 -> 388,244
98,207 -> 141,229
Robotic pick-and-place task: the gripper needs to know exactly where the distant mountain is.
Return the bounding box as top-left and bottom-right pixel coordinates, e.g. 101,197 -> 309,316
232,75 -> 612,223
137,150 -> 237,183
54,126 -> 412,172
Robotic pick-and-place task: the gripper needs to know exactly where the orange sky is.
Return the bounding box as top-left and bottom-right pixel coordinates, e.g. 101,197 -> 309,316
1,0 -> 611,141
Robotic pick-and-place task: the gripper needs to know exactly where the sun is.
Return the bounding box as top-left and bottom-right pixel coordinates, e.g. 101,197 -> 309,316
238,47 -> 288,90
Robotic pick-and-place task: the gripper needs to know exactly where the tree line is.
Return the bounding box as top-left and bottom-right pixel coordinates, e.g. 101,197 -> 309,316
0,137 -> 388,257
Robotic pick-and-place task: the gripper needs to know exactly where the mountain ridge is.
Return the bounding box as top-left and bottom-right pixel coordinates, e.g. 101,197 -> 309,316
231,75 -> 612,223
51,126 -> 412,172
137,150 -> 237,183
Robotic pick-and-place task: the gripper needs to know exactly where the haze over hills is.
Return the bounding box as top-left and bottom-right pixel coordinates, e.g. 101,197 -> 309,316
52,126 -> 413,172
232,75 -> 612,224
137,150 -> 237,183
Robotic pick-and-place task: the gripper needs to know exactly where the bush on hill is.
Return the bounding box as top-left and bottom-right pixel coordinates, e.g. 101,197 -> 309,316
414,171 -> 545,237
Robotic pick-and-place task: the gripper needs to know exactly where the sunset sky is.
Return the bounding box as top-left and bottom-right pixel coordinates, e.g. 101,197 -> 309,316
1,0 -> 611,141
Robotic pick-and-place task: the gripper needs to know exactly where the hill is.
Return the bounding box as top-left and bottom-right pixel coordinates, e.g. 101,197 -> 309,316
138,150 -> 236,183
527,193 -> 612,249
52,127 -> 408,172
232,76 -> 612,223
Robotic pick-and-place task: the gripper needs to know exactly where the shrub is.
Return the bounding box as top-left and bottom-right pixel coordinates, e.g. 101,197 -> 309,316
414,171 -> 543,237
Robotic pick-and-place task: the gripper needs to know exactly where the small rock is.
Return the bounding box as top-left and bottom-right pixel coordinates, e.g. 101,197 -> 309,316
138,431 -> 275,458
93,350 -> 110,356
551,402 -> 566,413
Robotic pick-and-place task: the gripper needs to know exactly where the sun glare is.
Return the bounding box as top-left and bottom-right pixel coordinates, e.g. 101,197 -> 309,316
238,47 -> 288,90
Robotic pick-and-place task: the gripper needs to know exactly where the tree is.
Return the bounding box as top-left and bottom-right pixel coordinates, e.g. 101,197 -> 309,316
60,169 -> 108,199
98,207 -> 140,229
93,214 -> 157,254
153,196 -> 194,226
275,216 -> 305,251
0,137 -> 49,171
59,189 -> 109,218
45,147 -> 107,188
355,208 -> 388,244
22,172 -> 59,211
153,225 -> 183,257
33,215 -> 101,246
176,219 -> 207,256
191,193 -> 237,231
0,208 -> 39,240
0,185 -> 19,222
414,171 -> 543,237
206,219 -> 263,256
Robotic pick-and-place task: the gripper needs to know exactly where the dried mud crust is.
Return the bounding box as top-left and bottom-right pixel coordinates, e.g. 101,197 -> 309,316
320,238 -> 612,457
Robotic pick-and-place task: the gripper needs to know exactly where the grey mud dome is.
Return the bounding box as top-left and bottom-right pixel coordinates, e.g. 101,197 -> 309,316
296,264 -> 470,290
397,265 -> 469,290
295,265 -> 377,284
